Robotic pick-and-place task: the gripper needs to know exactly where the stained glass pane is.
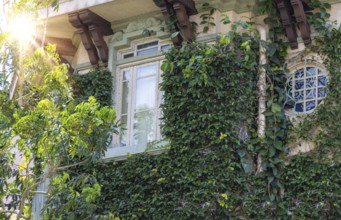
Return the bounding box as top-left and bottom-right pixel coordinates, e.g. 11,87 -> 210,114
318,76 -> 327,86
318,69 -> 324,75
295,102 -> 304,112
318,88 -> 327,98
306,67 -> 316,77
306,101 -> 316,111
294,91 -> 304,101
295,69 -> 304,78
306,78 -> 316,88
295,80 -> 304,90
306,89 -> 316,99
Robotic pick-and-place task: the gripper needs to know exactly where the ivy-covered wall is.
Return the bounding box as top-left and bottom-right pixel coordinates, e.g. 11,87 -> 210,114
41,1 -> 341,219
45,23 -> 341,218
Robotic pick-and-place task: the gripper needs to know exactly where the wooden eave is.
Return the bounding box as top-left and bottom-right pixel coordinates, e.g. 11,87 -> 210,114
275,0 -> 312,49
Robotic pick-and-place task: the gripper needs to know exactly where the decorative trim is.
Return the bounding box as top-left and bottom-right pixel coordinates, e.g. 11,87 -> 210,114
109,17 -> 168,49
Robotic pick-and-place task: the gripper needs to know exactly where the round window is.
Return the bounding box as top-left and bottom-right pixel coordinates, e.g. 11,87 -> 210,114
290,66 -> 327,113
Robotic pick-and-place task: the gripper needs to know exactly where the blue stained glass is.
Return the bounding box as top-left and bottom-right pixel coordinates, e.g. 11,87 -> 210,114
306,89 -> 316,99
318,88 -> 326,98
306,78 -> 316,88
318,69 -> 324,75
318,76 -> 327,86
294,91 -> 304,101
306,67 -> 316,77
295,80 -> 304,90
295,69 -> 304,78
306,101 -> 316,111
295,102 -> 304,112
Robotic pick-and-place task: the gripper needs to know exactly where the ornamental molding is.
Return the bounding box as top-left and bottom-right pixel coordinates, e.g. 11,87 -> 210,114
109,17 -> 168,49
125,17 -> 162,33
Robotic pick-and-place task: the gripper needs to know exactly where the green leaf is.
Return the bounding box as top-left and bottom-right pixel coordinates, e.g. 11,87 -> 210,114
271,103 -> 281,113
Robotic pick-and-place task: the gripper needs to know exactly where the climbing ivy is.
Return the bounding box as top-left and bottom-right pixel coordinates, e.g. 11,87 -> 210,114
72,67 -> 113,107
43,0 -> 341,219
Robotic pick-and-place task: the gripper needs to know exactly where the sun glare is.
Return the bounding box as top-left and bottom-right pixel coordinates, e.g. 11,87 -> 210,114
9,15 -> 35,44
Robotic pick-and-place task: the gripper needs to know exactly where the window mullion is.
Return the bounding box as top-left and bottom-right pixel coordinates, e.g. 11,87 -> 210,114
129,66 -> 136,147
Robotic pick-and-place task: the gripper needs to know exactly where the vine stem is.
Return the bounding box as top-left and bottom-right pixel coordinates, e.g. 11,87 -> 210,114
256,25 -> 267,174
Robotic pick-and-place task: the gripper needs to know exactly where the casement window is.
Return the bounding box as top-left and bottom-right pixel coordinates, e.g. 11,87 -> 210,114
288,65 -> 328,113
109,40 -> 168,158
118,61 -> 163,149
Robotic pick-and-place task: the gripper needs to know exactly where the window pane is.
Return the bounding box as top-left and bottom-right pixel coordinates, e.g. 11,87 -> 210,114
133,110 -> 155,148
135,76 -> 156,111
121,81 -> 129,114
123,53 -> 134,59
137,41 -> 158,50
120,115 -> 128,147
161,44 -> 171,52
137,64 -> 156,78
123,70 -> 131,81
137,47 -> 158,56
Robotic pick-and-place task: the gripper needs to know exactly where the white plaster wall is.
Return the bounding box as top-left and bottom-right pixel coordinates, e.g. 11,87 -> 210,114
329,2 -> 341,24
40,0 -> 113,18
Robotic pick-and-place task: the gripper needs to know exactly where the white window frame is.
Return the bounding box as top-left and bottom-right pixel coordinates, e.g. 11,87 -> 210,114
106,39 -> 166,159
119,40 -> 170,60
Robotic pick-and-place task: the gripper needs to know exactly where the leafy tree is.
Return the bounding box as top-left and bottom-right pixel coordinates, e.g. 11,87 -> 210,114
0,1 -> 118,219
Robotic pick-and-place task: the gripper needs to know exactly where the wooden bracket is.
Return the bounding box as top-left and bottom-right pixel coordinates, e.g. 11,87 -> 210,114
274,0 -> 312,49
79,9 -> 113,64
291,0 -> 311,45
276,0 -> 298,49
69,9 -> 113,66
69,12 -> 99,65
153,0 -> 197,47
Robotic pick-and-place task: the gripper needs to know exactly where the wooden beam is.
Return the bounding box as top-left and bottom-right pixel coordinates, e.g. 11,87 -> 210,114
153,0 -> 197,47
291,0 -> 311,45
78,9 -> 113,64
68,12 -> 100,65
